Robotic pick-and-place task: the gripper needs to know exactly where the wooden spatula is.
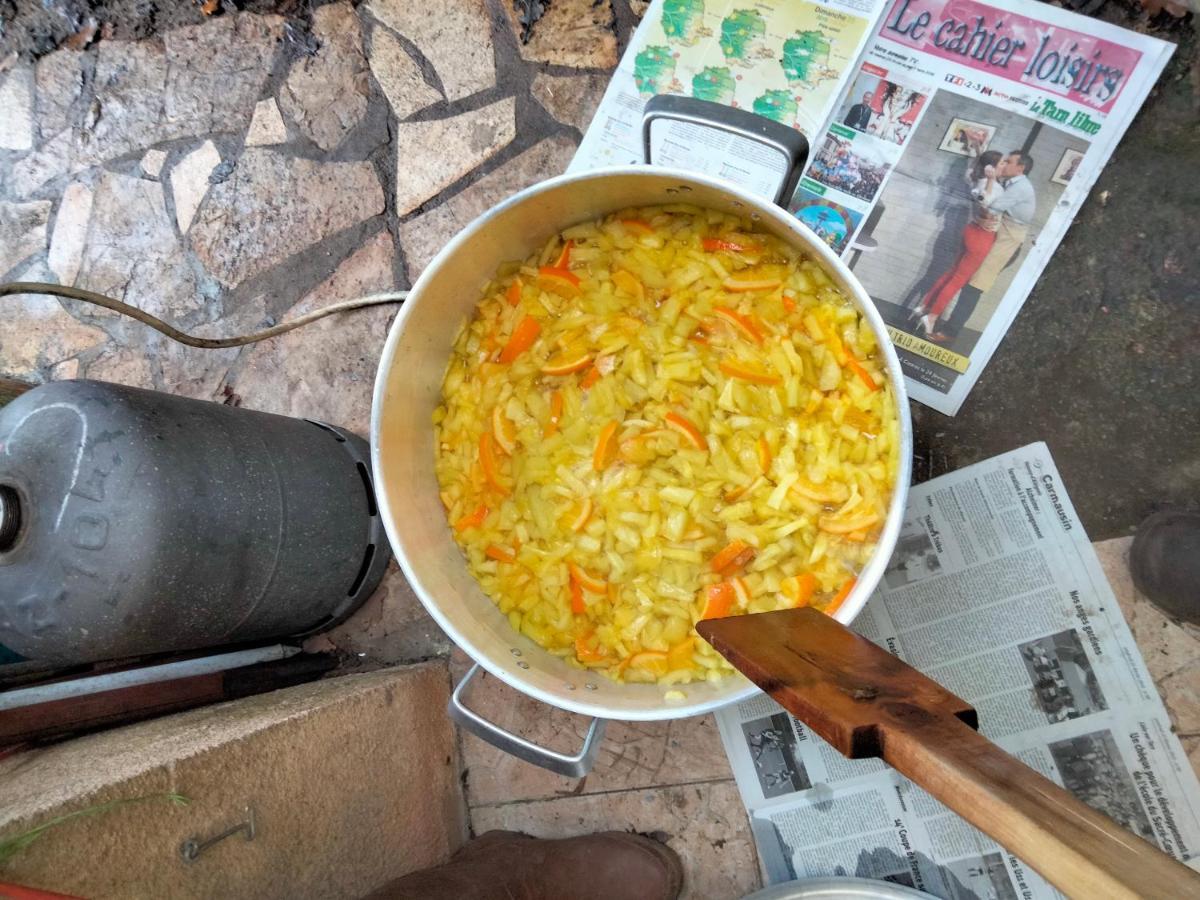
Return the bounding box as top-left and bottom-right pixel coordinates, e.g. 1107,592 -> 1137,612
697,607 -> 1200,900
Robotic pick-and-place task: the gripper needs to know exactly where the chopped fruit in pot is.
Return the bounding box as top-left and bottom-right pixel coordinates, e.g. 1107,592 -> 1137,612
433,206 -> 899,685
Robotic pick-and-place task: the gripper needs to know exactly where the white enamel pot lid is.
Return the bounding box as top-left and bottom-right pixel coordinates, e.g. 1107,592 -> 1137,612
370,165 -> 913,721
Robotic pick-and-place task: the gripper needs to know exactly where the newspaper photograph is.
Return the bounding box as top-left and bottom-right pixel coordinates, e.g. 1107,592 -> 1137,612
788,0 -> 1173,413
715,443 -> 1200,897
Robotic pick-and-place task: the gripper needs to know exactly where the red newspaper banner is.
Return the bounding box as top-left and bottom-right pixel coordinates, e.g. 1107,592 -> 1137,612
880,0 -> 1143,113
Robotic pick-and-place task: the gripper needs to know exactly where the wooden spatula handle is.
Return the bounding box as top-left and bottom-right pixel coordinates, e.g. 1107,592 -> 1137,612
697,608 -> 1200,900
882,705 -> 1197,899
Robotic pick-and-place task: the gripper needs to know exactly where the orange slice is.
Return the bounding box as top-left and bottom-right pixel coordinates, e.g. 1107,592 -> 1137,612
627,650 -> 669,677
492,406 -> 517,455
713,306 -> 764,344
541,351 -> 592,375
575,632 -> 607,661
453,503 -> 488,533
570,578 -> 587,614
826,577 -> 857,615
537,266 -> 581,297
784,572 -> 818,608
544,390 -> 563,438
479,432 -> 508,495
701,582 -> 735,620
506,278 -> 523,306
818,509 -> 881,534
723,476 -> 763,503
846,355 -> 879,391
498,315 -> 541,364
593,420 -> 619,471
722,276 -> 782,292
664,411 -> 706,452
710,539 -> 756,575
568,562 -> 607,594
667,638 -> 696,671
842,408 -> 877,434
719,359 -> 781,386
790,478 -> 849,505
756,435 -> 772,474
702,237 -> 759,254
485,544 -> 516,563
611,269 -> 644,301
570,498 -> 593,532
619,428 -> 664,464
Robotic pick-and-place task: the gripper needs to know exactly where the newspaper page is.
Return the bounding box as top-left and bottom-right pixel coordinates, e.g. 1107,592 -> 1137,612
788,0 -> 1173,414
569,0 -> 888,195
573,1 -> 1173,416
715,443 -> 1200,898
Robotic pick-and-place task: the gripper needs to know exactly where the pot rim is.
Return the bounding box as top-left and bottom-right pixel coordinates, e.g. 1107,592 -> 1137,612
371,164 -> 913,720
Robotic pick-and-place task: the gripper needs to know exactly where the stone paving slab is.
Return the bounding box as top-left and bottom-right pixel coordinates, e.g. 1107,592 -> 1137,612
234,228 -> 399,435
189,149 -> 385,288
530,72 -> 610,132
0,286 -> 108,376
367,28 -> 443,121
278,2 -> 370,153
396,133 -> 577,275
0,199 -> 50,274
366,0 -> 496,103
81,171 -> 204,320
392,96 -> 516,215
503,0 -> 620,69
0,65 -> 34,151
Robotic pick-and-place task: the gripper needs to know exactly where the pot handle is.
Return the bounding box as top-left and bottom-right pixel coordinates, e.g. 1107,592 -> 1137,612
448,663 -> 607,778
641,94 -> 809,208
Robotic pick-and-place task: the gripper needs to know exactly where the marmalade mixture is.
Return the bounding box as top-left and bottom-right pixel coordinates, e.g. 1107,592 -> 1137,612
433,205 -> 899,690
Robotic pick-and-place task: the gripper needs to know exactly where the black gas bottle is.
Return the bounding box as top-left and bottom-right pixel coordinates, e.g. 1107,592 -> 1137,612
0,380 -> 390,664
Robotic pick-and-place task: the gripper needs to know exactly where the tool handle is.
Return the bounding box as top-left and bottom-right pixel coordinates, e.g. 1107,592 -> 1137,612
697,608 -> 1200,899
879,707 -> 1200,899
448,663 -> 606,777
640,94 -> 809,207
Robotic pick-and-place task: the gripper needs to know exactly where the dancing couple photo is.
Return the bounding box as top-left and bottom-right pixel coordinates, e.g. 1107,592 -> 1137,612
908,147 -> 1036,344
845,89 -> 1091,394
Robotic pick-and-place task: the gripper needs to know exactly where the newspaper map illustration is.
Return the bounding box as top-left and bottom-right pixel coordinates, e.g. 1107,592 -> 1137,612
632,0 -> 870,134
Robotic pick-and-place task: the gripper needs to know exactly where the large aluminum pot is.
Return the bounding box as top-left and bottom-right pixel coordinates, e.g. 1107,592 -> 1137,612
371,167 -> 913,774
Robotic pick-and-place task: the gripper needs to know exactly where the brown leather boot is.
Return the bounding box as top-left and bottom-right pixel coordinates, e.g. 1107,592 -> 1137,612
364,830 -> 684,900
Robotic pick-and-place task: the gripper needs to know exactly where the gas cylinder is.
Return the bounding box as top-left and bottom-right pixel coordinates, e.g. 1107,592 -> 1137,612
0,380 -> 391,664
